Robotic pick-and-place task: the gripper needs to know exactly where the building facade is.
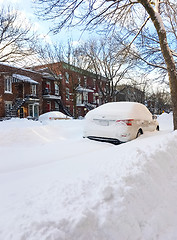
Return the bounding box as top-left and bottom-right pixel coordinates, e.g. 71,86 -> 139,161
33,62 -> 107,118
0,64 -> 43,119
0,62 -> 107,119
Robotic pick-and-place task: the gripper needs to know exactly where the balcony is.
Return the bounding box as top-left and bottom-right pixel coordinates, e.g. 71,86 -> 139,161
43,88 -> 50,95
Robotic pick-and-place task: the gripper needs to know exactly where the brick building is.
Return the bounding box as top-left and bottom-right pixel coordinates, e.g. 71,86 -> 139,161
0,63 -> 43,119
0,62 -> 107,119
33,62 -> 107,118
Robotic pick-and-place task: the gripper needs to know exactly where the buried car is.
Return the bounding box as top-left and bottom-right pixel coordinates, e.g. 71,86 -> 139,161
39,111 -> 72,122
83,102 -> 159,144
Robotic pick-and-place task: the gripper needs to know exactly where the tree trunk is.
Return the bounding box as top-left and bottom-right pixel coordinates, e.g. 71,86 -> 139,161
138,0 -> 177,130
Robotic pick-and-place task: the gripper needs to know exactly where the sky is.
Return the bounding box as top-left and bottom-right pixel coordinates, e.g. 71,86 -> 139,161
0,0 -> 170,90
0,0 -> 91,46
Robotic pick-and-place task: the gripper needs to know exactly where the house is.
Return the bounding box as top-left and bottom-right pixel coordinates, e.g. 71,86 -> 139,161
116,84 -> 145,104
0,62 -> 107,119
32,62 -> 107,118
0,63 -> 43,119
35,68 -> 64,115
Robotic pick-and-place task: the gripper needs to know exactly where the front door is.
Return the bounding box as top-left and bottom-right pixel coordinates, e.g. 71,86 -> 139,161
29,104 -> 39,119
47,102 -> 51,112
34,105 -> 39,118
19,108 -> 24,118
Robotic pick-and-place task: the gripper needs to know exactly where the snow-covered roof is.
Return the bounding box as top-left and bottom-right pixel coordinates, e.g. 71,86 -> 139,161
12,74 -> 39,85
43,95 -> 61,100
76,86 -> 94,93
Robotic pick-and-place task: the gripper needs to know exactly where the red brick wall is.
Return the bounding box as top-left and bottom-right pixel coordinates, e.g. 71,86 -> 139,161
0,64 -> 43,118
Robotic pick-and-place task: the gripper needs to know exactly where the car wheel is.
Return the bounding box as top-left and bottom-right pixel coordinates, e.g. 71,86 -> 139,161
136,129 -> 143,138
156,125 -> 160,131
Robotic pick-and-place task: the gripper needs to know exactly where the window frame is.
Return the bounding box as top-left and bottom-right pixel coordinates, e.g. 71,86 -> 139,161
66,87 -> 70,101
83,92 -> 88,103
31,84 -> 37,96
5,101 -> 13,113
65,72 -> 69,83
76,93 -> 82,105
4,76 -> 12,93
45,81 -> 51,93
55,83 -> 59,95
55,101 -> 59,110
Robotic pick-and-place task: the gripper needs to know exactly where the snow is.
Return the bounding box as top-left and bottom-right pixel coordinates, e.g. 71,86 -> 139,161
0,112 -> 176,240
12,74 -> 39,84
38,111 -> 71,122
42,95 -> 61,100
85,102 -> 153,120
76,86 -> 94,92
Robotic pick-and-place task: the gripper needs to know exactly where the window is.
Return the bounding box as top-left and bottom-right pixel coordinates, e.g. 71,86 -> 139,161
46,102 -> 51,112
78,77 -> 81,85
76,93 -> 82,105
83,92 -> 88,103
84,76 -> 87,87
66,88 -> 70,101
4,76 -> 12,93
55,83 -> 59,95
93,95 -> 96,103
93,79 -> 96,89
29,105 -> 33,117
65,72 -> 69,83
5,101 -> 12,113
29,104 -> 39,118
58,73 -> 62,79
45,81 -> 51,93
31,85 -> 36,96
55,101 -> 59,110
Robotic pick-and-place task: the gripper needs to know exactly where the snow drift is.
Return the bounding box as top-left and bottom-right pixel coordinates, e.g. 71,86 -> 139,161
0,113 -> 176,240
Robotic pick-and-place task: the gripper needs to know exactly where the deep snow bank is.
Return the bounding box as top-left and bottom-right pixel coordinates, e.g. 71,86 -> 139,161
157,112 -> 173,131
0,114 -> 177,240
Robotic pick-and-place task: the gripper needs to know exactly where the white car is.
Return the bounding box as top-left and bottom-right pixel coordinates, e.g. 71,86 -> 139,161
83,102 -> 159,144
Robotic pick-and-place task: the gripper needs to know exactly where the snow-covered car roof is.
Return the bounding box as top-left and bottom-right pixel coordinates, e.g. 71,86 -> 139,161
85,102 -> 152,121
39,111 -> 72,122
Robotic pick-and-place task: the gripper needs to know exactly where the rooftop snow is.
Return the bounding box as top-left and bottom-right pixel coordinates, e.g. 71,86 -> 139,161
12,74 -> 39,84
76,86 -> 94,93
42,95 -> 61,100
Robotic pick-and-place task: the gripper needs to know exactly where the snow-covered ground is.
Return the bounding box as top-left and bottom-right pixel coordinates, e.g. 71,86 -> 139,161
0,112 -> 176,240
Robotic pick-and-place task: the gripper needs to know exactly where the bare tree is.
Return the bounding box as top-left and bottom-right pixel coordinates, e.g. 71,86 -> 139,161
0,7 -> 38,65
74,37 -> 136,102
34,0 -> 177,129
147,89 -> 172,114
36,42 -> 82,117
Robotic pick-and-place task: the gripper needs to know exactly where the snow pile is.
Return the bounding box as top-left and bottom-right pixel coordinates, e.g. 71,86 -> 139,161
39,111 -> 71,122
85,102 -> 152,120
157,112 -> 173,131
0,113 -> 177,240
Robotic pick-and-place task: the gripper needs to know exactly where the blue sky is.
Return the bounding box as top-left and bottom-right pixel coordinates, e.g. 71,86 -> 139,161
0,0 -> 92,46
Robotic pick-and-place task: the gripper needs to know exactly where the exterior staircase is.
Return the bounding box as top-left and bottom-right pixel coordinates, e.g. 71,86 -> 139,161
55,99 -> 73,117
85,102 -> 95,110
5,98 -> 26,118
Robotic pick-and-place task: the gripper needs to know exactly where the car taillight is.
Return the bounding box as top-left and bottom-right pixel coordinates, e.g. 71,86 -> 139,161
116,119 -> 134,126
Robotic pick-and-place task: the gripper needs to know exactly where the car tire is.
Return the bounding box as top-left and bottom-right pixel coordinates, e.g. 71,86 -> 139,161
156,125 -> 160,131
136,129 -> 143,138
